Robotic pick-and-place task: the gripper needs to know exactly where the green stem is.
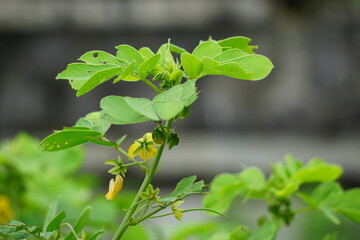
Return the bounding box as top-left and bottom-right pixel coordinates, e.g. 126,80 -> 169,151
112,120 -> 172,240
115,146 -> 147,172
141,78 -> 162,93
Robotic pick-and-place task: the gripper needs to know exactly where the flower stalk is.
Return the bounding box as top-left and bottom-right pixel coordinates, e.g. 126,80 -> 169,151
111,120 -> 172,240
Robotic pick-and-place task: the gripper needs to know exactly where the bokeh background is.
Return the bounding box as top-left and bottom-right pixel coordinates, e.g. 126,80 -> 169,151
0,0 -> 360,238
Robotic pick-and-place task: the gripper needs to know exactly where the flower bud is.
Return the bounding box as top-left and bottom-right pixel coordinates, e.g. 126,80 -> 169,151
167,132 -> 179,150
152,128 -> 165,145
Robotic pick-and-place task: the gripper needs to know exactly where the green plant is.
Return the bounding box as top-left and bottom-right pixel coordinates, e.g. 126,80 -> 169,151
183,155 -> 360,240
0,36 -> 274,239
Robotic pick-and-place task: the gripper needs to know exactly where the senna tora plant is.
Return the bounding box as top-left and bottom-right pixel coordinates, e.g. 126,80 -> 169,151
30,37 -> 274,239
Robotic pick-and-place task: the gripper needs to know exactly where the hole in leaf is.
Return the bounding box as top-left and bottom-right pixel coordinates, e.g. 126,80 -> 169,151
103,61 -> 107,64
93,52 -> 99,58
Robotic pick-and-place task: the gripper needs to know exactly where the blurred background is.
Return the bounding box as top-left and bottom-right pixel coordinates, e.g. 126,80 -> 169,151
0,0 -> 360,238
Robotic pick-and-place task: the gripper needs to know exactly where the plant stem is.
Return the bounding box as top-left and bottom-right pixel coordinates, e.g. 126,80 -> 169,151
112,120 -> 172,240
141,78 -> 162,93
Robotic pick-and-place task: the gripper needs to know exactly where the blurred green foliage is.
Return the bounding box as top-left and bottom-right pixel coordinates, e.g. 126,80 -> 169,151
0,133 -> 151,240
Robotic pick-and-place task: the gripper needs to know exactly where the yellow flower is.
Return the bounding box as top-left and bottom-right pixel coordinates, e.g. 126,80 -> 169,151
128,133 -> 158,160
0,195 -> 15,224
105,174 -> 124,200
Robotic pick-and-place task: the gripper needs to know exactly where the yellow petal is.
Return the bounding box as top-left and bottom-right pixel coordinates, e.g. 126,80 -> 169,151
105,175 -> 124,200
128,142 -> 141,158
145,133 -> 153,142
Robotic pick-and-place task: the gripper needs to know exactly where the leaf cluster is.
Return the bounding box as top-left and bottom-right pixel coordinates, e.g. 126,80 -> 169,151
0,201 -> 103,240
202,155 -> 359,240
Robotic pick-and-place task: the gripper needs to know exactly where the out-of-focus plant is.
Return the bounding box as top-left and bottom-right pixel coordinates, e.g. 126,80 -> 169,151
0,133 -> 151,239
1,36 -> 273,240
169,155 -> 360,240
0,133 -> 92,223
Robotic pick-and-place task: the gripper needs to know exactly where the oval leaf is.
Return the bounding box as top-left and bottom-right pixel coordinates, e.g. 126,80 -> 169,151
100,96 -> 151,124
46,211 -> 66,232
218,36 -> 257,54
77,66 -> 122,96
192,41 -> 222,59
79,51 -> 122,65
40,129 -> 102,152
180,53 -> 203,79
116,45 -> 144,71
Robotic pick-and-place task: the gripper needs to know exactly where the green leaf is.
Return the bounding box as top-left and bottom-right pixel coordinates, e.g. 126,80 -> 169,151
116,135 -> 127,146
0,225 -> 17,235
124,97 -> 160,121
113,61 -> 137,83
188,180 -> 205,194
293,159 -> 343,184
78,50 -> 122,65
169,43 -> 188,54
87,230 -> 105,240
43,200 -> 59,233
56,63 -> 119,90
319,204 -> 341,225
46,211 -> 66,232
159,176 -> 205,202
192,41 -> 222,59
323,189 -> 360,224
11,231 -> 33,240
152,80 -> 198,120
64,206 -> 92,240
167,175 -> 196,196
271,161 -> 290,182
238,167 -> 265,191
100,96 -> 151,124
311,182 -> 343,203
201,57 -> 220,73
284,155 -> 302,176
40,129 -> 102,151
83,111 -> 111,135
228,55 -> 274,80
206,62 -> 253,80
181,53 -> 203,79
296,192 -> 318,209
214,49 -> 249,62
105,159 -> 119,165
203,173 -> 243,213
248,220 -> 281,240
139,54 -> 161,79
218,36 -> 257,54
75,117 -> 93,129
76,66 -> 122,96
115,45 -> 144,71
157,43 -> 175,67
230,226 -> 250,240
276,159 -> 343,197
139,47 -> 155,59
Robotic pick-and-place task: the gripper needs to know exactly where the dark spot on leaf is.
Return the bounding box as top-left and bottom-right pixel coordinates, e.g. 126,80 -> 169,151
87,70 -> 92,74
93,52 -> 99,58
103,61 -> 107,64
